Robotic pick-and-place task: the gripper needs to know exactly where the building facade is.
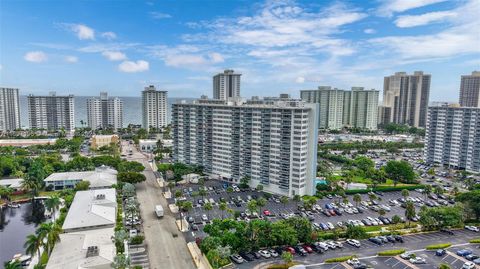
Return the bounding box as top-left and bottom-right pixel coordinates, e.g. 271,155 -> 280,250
424,105 -> 480,173
300,86 -> 379,130
0,87 -> 21,132
172,96 -> 319,197
86,92 -> 123,130
459,71 -> 480,107
213,69 -> 241,100
382,71 -> 431,128
90,134 -> 119,149
142,85 -> 168,130
27,92 -> 75,131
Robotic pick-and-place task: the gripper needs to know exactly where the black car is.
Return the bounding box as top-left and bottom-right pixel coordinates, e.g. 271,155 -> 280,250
368,237 -> 383,245
386,235 -> 396,243
274,247 -> 284,255
294,246 -> 307,256
435,249 -> 446,256
191,224 -> 199,231
356,207 -> 364,213
310,244 -> 324,253
440,228 -> 455,235
394,235 -> 404,243
353,264 -> 368,269
333,208 -> 343,216
239,251 -> 255,262
251,251 -> 261,259
466,254 -> 480,261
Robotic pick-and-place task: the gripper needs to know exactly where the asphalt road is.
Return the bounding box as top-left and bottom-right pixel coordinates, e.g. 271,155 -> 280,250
124,141 -> 195,269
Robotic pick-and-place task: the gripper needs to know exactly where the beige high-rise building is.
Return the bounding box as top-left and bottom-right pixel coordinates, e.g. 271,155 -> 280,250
459,71 -> 480,107
87,92 -> 123,130
345,87 -> 379,130
0,87 -> 21,132
382,71 -> 431,128
213,69 -> 241,100
142,85 -> 168,131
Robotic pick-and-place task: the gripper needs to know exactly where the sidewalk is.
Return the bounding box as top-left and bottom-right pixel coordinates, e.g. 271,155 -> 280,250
187,242 -> 212,269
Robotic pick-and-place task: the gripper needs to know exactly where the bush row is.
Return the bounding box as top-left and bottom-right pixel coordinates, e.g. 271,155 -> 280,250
378,249 -> 406,256
426,243 -> 452,250
325,256 -> 354,263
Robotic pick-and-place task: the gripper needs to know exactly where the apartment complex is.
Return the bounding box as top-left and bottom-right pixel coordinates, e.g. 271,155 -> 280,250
424,105 -> 480,173
27,92 -> 75,131
172,95 -> 319,197
300,86 -> 379,130
0,87 -> 21,132
86,92 -> 123,130
142,85 -> 168,130
459,71 -> 480,107
381,71 -> 431,128
213,69 -> 241,100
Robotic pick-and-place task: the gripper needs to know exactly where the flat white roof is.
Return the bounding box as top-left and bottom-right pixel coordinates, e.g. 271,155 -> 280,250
44,166 -> 117,188
0,178 -> 23,188
46,227 -> 115,269
62,188 -> 117,231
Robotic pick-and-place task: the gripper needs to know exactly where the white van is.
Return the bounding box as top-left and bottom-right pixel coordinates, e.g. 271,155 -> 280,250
155,205 -> 164,217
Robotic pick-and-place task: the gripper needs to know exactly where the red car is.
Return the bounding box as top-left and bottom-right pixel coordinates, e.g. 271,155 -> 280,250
285,246 -> 296,255
302,245 -> 313,253
329,209 -> 336,216
263,210 -> 271,216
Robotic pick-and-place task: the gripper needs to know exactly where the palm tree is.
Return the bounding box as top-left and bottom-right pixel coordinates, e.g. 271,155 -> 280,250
256,197 -> 267,215
112,253 -> 130,269
247,200 -> 258,216
0,185 -> 13,202
353,194 -> 362,207
280,196 -> 289,209
179,201 -> 193,231
24,234 -> 42,259
35,222 -> 62,255
226,187 -> 234,199
22,175 -> 42,202
4,260 -> 22,269
293,195 -> 301,208
219,202 -> 228,220
401,189 -> 410,200
203,202 -> 213,219
44,194 -> 61,221
405,201 -> 416,226
424,185 -> 432,199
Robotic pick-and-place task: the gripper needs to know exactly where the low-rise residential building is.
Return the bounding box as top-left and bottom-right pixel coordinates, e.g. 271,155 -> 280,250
0,178 -> 23,191
90,134 -> 119,149
44,166 -> 117,190
61,188 -> 117,232
138,139 -> 158,152
0,138 -> 57,147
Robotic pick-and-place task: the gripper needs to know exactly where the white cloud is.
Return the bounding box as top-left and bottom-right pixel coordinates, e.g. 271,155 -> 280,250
69,24 -> 95,40
295,76 -> 305,83
364,28 -> 376,34
65,56 -> 78,63
395,11 -> 457,27
377,0 -> 447,17
101,31 -> 117,40
78,43 -> 139,53
147,45 -> 224,70
24,51 -> 48,63
150,12 -> 172,19
209,52 -> 224,63
118,60 -> 149,72
102,51 -> 127,61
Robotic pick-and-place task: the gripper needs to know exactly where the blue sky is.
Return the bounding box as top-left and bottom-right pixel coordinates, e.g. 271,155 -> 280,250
0,0 -> 479,102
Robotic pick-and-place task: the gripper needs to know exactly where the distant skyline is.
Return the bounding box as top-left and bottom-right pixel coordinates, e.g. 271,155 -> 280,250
1,0 -> 479,102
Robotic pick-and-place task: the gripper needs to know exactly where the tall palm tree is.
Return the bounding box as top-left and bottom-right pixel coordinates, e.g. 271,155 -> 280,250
36,222 -> 62,255
22,176 -> 42,202
44,194 -> 61,221
24,234 -> 42,259
219,202 -> 227,220
4,260 -> 22,269
353,194 -> 362,207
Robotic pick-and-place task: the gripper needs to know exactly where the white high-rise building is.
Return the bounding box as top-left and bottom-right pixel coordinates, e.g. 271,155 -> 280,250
172,95 -> 319,197
382,71 -> 431,128
459,71 -> 480,107
301,86 -> 379,130
424,105 -> 480,173
28,92 -> 75,131
87,92 -> 123,130
142,85 -> 167,130
213,69 -> 241,100
0,87 -> 21,132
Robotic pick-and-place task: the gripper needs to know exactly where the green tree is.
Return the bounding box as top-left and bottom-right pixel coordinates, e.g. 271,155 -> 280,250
281,251 -> 293,265
4,260 -> 22,269
353,156 -> 375,173
391,215 -> 402,224
226,187 -> 234,198
405,201 -> 416,225
256,184 -> 263,191
219,202 -> 228,220
117,172 -> 146,184
239,176 -> 250,189
44,194 -> 61,222
401,189 -> 410,199
345,224 -> 368,239
280,196 -> 289,208
419,205 -> 464,230
0,185 -> 13,201
434,185 -> 444,195
256,198 -> 267,215
353,194 -> 362,207
457,190 -> 480,220
24,234 -> 42,259
293,194 -> 301,207
74,180 -> 90,191
438,264 -> 451,269
112,254 -> 130,269
247,200 -> 258,215
384,160 -> 417,185
302,196 -> 318,210
378,208 -> 386,218
203,202 -> 213,219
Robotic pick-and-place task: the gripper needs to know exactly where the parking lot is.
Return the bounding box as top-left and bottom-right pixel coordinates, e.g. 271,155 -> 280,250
168,178 -> 456,243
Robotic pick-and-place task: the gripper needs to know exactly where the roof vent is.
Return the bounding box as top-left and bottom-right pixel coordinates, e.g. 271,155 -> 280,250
96,194 -> 105,200
86,246 -> 99,257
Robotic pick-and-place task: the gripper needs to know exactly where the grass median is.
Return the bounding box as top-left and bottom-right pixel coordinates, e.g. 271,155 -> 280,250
325,256 -> 355,263
426,243 -> 452,250
377,249 -> 406,256
470,238 -> 480,244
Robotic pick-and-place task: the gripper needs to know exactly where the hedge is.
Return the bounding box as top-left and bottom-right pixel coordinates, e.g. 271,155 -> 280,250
345,184 -> 425,194
267,262 -> 298,269
470,238 -> 480,244
325,256 -> 354,263
378,249 -> 406,256
426,243 -> 451,250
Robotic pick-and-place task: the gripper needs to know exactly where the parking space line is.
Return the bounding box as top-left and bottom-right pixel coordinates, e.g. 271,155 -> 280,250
393,256 -> 418,269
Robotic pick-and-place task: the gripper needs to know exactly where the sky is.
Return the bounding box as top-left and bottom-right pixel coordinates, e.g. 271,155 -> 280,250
0,0 -> 479,102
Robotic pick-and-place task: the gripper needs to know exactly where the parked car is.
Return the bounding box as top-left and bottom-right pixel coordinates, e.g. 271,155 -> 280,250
409,257 -> 426,264
466,254 -> 479,261
284,246 -> 296,255
259,250 -> 271,258
346,239 -> 361,248
462,261 -> 476,269
435,249 -> 446,256
457,249 -> 473,257
466,226 -> 480,232
230,254 -> 245,264
269,249 -> 279,257
302,245 -> 313,253
393,235 -> 404,243
294,246 -> 307,256
239,251 -> 255,262
400,252 -> 415,260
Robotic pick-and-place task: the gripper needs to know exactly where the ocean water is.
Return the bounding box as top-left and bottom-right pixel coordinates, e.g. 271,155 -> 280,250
19,96 -> 195,129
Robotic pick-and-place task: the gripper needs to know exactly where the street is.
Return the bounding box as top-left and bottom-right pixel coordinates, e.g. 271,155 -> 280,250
123,141 -> 195,269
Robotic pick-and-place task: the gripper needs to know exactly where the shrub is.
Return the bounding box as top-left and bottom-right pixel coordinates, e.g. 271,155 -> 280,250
470,238 -> 480,243
325,256 -> 354,263
268,263 -> 298,269
426,243 -> 451,250
130,235 -> 145,245
378,249 -> 406,256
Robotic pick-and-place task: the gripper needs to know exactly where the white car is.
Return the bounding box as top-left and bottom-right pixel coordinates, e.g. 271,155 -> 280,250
465,226 -> 479,232
201,214 -> 208,221
269,249 -> 279,257
409,257 -> 426,264
316,242 -> 329,251
347,258 -> 361,265
326,241 -> 337,249
346,239 -> 361,248
259,250 -> 271,258
463,262 -> 475,269
129,229 -> 138,237
327,222 -> 335,230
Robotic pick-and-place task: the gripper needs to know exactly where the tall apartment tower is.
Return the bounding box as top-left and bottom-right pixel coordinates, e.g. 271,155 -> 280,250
213,69 -> 241,100
142,85 -> 168,130
424,105 -> 480,173
172,96 -> 319,197
27,92 -> 75,131
346,87 -> 379,130
300,86 -> 345,130
86,92 -> 123,130
382,71 -> 431,128
459,71 -> 480,107
0,87 -> 21,132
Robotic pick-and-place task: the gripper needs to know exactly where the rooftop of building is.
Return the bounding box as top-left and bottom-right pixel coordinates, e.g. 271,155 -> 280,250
62,188 -> 116,231
0,138 -> 57,146
46,227 -> 115,269
0,178 -> 23,189
91,134 -> 119,139
44,166 -> 117,188
175,95 -> 315,109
